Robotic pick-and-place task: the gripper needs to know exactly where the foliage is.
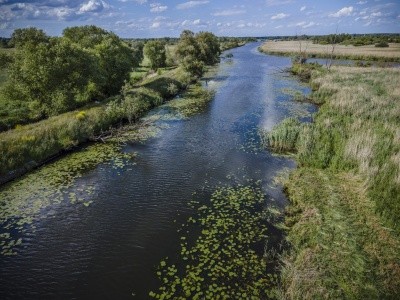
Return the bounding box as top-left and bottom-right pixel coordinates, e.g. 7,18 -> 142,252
0,52 -> 14,68
63,25 -> 136,95
375,41 -> 389,48
196,31 -> 221,65
129,41 -> 145,66
260,118 -> 302,153
143,40 -> 166,70
150,184 -> 277,299
312,33 -> 400,46
10,27 -> 48,48
0,25 -> 138,127
3,37 -> 97,118
176,30 -> 221,79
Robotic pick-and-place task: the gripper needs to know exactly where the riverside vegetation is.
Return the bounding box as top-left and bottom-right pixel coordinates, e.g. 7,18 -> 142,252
0,27 -> 224,182
261,63 -> 400,298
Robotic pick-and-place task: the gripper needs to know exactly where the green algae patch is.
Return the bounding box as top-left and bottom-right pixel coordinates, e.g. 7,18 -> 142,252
165,84 -> 214,118
0,142 -> 135,255
150,184 -> 278,299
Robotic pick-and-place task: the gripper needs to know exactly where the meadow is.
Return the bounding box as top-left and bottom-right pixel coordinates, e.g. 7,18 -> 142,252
260,40 -> 400,62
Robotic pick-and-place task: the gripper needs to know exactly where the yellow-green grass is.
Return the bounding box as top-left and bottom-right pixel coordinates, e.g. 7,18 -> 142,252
260,40 -> 400,62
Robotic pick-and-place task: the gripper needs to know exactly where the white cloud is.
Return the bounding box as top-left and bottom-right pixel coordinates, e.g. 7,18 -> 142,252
119,0 -> 147,2
275,25 -> 283,28
151,22 -> 160,28
176,1 -> 209,10
266,0 -> 294,6
150,3 -> 167,13
371,11 -> 382,17
79,0 -> 110,14
293,21 -> 316,28
212,9 -> 246,16
302,21 -> 315,28
300,6 -> 306,11
330,6 -> 354,17
357,1 -> 367,4
271,13 -> 289,20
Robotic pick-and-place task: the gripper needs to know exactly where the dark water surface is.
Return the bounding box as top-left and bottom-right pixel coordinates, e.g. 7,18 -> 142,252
0,43 -> 315,299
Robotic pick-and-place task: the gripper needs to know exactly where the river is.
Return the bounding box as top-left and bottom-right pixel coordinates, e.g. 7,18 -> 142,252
0,42 -> 316,299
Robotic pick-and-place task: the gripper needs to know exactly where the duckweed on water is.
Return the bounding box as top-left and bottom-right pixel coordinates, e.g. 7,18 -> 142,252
0,142 -> 135,255
150,184 -> 278,299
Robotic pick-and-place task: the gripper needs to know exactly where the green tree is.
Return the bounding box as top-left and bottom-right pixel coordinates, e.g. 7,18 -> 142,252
10,27 -> 49,48
176,30 -> 204,78
4,37 -> 97,118
143,40 -> 166,70
196,31 -> 221,65
130,41 -> 145,66
63,25 -> 136,95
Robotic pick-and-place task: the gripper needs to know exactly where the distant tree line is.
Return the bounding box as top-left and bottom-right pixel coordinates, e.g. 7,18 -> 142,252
312,33 -> 400,47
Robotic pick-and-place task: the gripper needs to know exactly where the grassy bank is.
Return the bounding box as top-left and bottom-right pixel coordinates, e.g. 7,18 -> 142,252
259,40 -> 400,62
0,66 -> 208,183
262,65 -> 400,298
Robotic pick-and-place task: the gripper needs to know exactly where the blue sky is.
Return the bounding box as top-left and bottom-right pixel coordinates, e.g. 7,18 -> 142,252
0,0 -> 399,37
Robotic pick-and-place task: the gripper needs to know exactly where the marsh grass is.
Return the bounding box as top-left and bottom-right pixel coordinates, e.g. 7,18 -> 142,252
260,118 -> 302,154
270,65 -> 400,299
260,41 -> 400,62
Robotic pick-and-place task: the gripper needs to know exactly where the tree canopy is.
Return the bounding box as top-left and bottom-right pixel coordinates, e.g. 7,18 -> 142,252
176,30 -> 221,79
2,26 -> 139,119
143,40 -> 166,70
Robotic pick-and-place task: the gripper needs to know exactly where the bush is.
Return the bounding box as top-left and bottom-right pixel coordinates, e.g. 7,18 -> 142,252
375,42 -> 389,48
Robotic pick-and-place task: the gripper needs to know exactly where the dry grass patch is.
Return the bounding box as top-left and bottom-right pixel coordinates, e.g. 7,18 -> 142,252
260,41 -> 400,62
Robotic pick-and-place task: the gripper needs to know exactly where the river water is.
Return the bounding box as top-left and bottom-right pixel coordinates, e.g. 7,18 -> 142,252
0,42 -> 316,299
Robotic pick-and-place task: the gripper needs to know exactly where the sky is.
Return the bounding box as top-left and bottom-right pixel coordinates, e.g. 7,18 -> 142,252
0,0 -> 399,38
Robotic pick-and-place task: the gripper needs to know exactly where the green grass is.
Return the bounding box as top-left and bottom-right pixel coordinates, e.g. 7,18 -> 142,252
281,168 -> 400,299
260,118 -> 302,154
266,65 -> 400,299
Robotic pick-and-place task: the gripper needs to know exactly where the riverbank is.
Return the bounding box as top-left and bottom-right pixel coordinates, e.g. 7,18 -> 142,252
0,66 -> 212,185
263,64 -> 400,298
259,40 -> 400,62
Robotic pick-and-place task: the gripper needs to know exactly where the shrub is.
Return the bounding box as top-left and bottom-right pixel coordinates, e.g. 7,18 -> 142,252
375,42 -> 389,48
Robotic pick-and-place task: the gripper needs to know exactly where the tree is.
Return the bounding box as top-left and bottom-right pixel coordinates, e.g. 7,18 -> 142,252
143,40 -> 166,70
176,30 -> 204,79
130,41 -> 145,66
63,25 -> 136,95
4,36 -> 97,117
196,31 -> 221,65
10,27 -> 48,48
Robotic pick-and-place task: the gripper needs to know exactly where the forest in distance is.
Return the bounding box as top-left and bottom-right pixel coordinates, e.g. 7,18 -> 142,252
0,20 -> 400,300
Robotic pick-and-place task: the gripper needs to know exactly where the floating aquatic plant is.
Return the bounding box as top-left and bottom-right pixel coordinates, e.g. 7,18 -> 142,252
150,184 -> 278,299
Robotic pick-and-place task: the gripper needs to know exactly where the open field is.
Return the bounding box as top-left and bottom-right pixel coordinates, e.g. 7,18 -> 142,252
260,40 -> 400,61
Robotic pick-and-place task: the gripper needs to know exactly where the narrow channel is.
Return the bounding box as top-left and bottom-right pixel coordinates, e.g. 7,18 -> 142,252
0,42 -> 316,299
